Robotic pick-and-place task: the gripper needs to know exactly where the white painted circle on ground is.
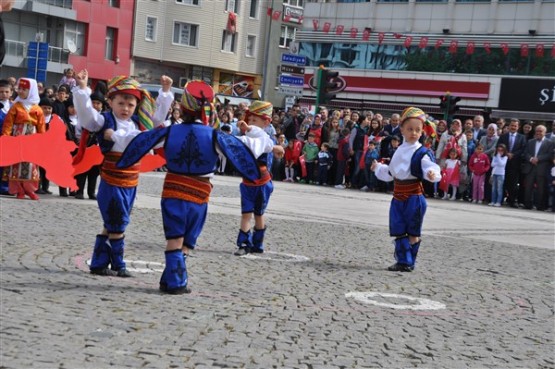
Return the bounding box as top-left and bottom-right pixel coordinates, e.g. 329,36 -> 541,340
240,251 -> 310,262
345,291 -> 446,310
85,259 -> 164,273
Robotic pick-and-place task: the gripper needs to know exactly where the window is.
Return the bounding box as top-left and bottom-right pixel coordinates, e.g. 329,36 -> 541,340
109,0 -> 120,7
246,35 -> 256,56
226,0 -> 238,12
283,0 -> 303,6
249,0 -> 258,18
173,22 -> 198,47
176,0 -> 199,5
64,21 -> 86,56
105,27 -> 116,60
279,25 -> 296,48
222,30 -> 236,52
146,16 -> 157,41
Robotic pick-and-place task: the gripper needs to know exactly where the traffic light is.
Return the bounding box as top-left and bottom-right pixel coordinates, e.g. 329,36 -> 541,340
448,95 -> 461,116
316,67 -> 339,107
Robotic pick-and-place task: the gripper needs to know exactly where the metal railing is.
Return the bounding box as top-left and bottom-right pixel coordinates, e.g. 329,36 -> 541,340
4,40 -> 70,65
33,0 -> 73,9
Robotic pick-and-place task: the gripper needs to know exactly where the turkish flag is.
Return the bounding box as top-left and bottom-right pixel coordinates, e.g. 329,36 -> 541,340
312,19 -> 319,31
323,22 -> 331,33
362,28 -> 371,41
466,42 -> 475,55
434,39 -> 444,49
336,25 -> 344,35
378,32 -> 385,45
535,44 -> 544,57
350,27 -> 358,39
272,10 -> 281,20
484,42 -> 491,54
448,40 -> 458,54
284,14 -> 292,22
520,44 -> 529,57
501,43 -> 509,55
404,36 -> 413,48
418,37 -> 428,49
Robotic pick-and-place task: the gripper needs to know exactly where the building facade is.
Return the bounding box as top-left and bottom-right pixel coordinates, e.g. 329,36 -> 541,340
295,0 -> 555,120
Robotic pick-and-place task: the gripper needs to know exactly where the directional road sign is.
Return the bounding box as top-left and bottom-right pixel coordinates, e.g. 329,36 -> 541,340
280,65 -> 305,75
281,54 -> 306,66
277,86 -> 303,96
279,75 -> 304,86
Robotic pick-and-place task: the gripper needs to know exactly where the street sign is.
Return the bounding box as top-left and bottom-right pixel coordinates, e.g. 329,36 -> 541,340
281,54 -> 306,66
278,86 -> 303,96
280,65 -> 305,75
279,74 -> 304,86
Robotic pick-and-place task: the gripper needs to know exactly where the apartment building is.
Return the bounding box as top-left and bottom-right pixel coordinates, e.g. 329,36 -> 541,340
1,0 -> 134,89
296,0 -> 555,120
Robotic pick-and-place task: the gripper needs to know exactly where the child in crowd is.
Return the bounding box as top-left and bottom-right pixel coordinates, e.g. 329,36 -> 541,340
0,79 -> 13,195
317,142 -> 332,185
235,101 -> 285,255
36,97 -> 64,195
468,143 -> 490,204
301,133 -> 319,184
217,124 -> 233,174
371,107 -> 441,272
59,68 -> 77,90
73,69 -> 174,277
334,128 -> 351,189
1,78 -> 45,200
284,139 -> 300,182
442,148 -> 461,200
380,135 -> 400,192
489,143 -> 508,207
362,140 -> 380,192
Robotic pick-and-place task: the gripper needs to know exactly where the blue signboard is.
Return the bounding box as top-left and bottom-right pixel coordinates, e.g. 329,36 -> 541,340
279,75 -> 304,86
27,41 -> 49,83
281,53 -> 306,66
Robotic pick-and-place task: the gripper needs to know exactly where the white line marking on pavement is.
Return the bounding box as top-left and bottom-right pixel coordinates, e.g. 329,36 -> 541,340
240,251 -> 310,262
345,292 -> 446,310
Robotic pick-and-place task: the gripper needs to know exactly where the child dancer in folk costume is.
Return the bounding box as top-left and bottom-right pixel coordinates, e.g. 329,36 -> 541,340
73,70 -> 174,277
1,78 -> 45,200
117,81 -> 265,294
371,107 -> 441,272
234,101 -> 285,256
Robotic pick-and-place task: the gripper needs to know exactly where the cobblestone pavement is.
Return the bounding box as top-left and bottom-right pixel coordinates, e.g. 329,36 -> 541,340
1,173 -> 554,369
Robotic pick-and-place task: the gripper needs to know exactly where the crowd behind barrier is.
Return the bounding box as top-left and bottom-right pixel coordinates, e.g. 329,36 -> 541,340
1,76 -> 554,213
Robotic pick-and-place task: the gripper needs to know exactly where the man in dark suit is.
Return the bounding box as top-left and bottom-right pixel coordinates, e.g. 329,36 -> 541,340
472,115 -> 487,142
521,124 -> 554,211
498,118 -> 527,207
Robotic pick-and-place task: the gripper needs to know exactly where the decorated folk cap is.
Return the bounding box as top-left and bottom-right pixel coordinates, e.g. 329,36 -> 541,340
18,78 -> 31,90
181,80 -> 216,126
247,100 -> 273,121
401,106 -> 437,139
107,76 -> 156,131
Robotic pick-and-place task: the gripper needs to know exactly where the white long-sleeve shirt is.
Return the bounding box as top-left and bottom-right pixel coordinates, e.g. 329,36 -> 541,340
374,141 -> 441,183
73,86 -> 173,153
491,154 -> 508,176
237,125 -> 274,159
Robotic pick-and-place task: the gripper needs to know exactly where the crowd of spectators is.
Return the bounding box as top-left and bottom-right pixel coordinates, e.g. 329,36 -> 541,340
1,74 -> 554,212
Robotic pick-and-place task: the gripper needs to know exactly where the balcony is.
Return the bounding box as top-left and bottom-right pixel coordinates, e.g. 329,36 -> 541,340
23,0 -> 76,19
33,0 -> 73,9
2,40 -> 71,73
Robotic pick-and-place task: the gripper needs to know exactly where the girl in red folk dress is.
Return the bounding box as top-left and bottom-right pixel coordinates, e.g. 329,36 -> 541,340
1,78 -> 45,200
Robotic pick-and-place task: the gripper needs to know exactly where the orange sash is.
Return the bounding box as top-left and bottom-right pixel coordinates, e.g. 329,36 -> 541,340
393,179 -> 423,201
162,172 -> 212,204
242,165 -> 271,186
101,152 -> 141,188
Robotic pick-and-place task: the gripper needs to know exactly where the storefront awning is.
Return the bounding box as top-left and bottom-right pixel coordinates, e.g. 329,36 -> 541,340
491,110 -> 555,121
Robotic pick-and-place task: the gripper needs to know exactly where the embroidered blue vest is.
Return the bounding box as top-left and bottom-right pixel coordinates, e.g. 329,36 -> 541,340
410,146 -> 436,180
164,124 -> 219,175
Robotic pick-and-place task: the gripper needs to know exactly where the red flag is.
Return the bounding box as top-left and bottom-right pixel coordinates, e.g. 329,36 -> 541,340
484,42 -> 491,54
378,32 -> 385,45
466,42 -> 475,55
501,43 -> 509,55
520,43 -> 529,57
312,19 -> 319,31
434,39 -> 444,49
284,14 -> 291,22
418,37 -> 428,49
448,40 -> 458,54
350,27 -> 358,39
323,22 -> 331,33
266,7 -> 272,16
535,44 -> 544,57
272,10 -> 281,20
335,25 -> 344,35
362,28 -> 371,41
404,36 -> 413,48
393,32 -> 402,39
